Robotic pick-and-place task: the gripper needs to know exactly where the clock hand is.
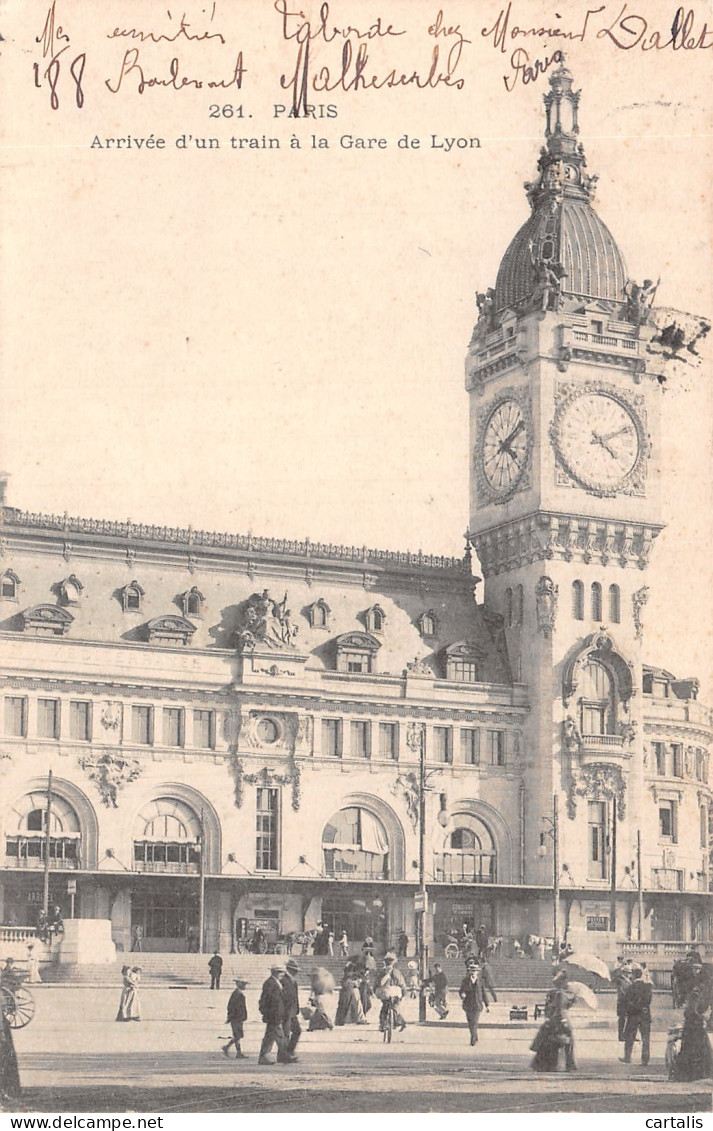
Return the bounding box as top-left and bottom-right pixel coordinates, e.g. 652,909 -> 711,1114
591,432 -> 617,459
499,420 -> 525,451
599,425 -> 634,443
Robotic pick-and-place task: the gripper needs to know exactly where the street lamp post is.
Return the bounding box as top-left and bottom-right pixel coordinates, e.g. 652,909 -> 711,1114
538,793 -> 560,950
416,736 -> 447,1023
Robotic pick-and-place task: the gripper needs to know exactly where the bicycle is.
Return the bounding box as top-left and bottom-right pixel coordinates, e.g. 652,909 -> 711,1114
381,996 -> 398,1043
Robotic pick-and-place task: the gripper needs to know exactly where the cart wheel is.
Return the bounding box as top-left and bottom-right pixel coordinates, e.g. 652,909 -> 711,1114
257,939 -> 268,955
4,986 -> 36,1029
444,943 -> 459,959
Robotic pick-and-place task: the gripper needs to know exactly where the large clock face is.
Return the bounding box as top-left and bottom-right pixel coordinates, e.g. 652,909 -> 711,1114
482,399 -> 530,494
554,391 -> 642,493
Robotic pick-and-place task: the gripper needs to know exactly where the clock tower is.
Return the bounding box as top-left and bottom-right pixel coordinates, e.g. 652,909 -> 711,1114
466,63 -> 664,943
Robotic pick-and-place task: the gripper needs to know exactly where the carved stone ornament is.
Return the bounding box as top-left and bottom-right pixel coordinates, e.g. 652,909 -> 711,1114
100,701 -> 122,730
406,722 -> 425,756
563,629 -> 634,708
391,772 -> 420,831
535,575 -> 558,638
230,756 -> 301,812
632,586 -> 649,639
567,762 -> 626,820
22,604 -> 74,636
78,751 -> 142,808
562,716 -> 582,755
236,590 -> 299,652
405,656 -> 432,678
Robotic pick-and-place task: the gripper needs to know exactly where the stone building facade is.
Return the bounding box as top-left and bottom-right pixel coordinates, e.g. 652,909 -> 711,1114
0,65 -> 710,961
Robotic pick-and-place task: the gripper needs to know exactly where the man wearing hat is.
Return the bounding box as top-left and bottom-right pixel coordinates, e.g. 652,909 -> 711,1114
258,965 -> 288,1065
280,958 -> 301,1062
619,965 -> 652,1066
375,953 -> 407,1033
459,957 -> 487,1046
222,978 -> 248,1059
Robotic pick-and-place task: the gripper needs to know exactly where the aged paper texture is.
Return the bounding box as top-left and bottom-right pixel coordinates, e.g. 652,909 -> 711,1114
0,0 -> 711,1117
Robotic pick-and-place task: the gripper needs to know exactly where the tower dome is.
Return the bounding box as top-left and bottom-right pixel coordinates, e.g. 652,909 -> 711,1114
494,64 -> 627,314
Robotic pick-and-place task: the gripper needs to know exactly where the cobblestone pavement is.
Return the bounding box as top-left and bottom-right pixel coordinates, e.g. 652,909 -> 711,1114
6,986 -> 711,1113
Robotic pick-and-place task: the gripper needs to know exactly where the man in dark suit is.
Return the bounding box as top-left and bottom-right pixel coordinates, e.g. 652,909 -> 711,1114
620,965 -> 652,1065
258,965 -> 288,1065
459,957 -> 487,1046
208,952 -> 223,990
281,958 -> 301,1062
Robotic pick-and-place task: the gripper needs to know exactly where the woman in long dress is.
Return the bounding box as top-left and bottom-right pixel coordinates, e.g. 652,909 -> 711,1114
531,971 -> 577,1072
116,966 -> 142,1022
334,967 -> 366,1026
26,943 -> 41,984
671,968 -> 713,1081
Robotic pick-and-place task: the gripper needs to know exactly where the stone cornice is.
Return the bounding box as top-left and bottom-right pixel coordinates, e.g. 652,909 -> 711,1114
643,722 -> 712,743
0,508 -> 471,589
471,512 -> 663,577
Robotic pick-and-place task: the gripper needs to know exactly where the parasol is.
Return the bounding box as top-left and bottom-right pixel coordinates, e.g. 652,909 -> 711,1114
567,980 -> 598,1009
560,953 -> 611,981
311,967 -> 336,994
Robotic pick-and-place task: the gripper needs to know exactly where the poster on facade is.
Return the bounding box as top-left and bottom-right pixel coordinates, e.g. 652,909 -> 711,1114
0,0 -> 711,1119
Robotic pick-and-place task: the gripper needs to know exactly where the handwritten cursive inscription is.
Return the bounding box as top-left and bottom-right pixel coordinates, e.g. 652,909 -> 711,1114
34,2 -> 86,109
597,4 -> 713,50
276,1 -> 464,116
105,49 -> 246,94
107,5 -> 226,46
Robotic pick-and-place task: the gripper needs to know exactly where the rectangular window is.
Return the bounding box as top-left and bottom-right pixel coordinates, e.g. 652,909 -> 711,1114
653,742 -> 666,776
588,800 -> 607,879
378,722 -> 398,760
69,700 -> 91,742
343,652 -> 369,673
582,706 -> 606,735
433,726 -> 452,764
131,705 -> 153,745
350,720 -> 370,759
37,698 -> 59,740
255,787 -> 279,871
460,728 -> 479,765
162,708 -> 184,748
322,718 -> 341,758
193,709 -> 215,750
450,661 -> 479,683
4,696 -> 26,737
671,745 -> 683,778
485,730 -> 505,766
659,801 -> 677,842
701,806 -> 709,850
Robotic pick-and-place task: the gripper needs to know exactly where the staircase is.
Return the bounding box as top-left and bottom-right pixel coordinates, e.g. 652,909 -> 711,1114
40,952 -> 563,990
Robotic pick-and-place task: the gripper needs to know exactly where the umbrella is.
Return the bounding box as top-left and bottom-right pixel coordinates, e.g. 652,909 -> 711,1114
567,980 -> 598,1009
311,967 -> 335,995
560,953 -> 611,981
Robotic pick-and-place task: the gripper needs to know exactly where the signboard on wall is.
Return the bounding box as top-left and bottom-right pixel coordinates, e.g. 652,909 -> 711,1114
587,916 -> 609,932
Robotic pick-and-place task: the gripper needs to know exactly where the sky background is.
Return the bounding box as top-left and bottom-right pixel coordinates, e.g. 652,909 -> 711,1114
1,0 -> 711,687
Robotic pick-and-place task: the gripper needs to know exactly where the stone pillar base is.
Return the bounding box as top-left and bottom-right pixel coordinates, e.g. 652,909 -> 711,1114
56,919 -> 116,965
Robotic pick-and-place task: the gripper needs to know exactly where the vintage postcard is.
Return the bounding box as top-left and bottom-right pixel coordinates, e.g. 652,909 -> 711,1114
0,0 -> 711,1118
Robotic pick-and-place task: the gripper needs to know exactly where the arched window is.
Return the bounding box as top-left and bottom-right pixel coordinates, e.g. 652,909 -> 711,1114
133,798 -> 202,872
591,582 -> 602,621
1,570 -> 20,600
608,584 -> 620,624
418,610 -> 437,637
121,581 -> 145,613
59,575 -> 83,606
435,815 -> 496,884
308,598 -> 331,629
322,806 -> 389,880
365,605 -> 386,634
572,580 -> 584,620
504,589 -> 513,628
578,658 -> 616,736
181,587 -> 205,618
514,584 -> 524,626
5,793 -> 81,869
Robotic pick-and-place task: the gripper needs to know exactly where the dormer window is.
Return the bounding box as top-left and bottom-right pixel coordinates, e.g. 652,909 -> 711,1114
58,574 -> 83,607
365,604 -> 386,634
444,641 -> 484,683
121,581 -> 145,613
334,632 -> 381,675
418,610 -> 437,638
307,598 -> 331,629
146,615 -> 197,647
0,570 -> 20,601
181,587 -> 205,618
22,604 -> 74,637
